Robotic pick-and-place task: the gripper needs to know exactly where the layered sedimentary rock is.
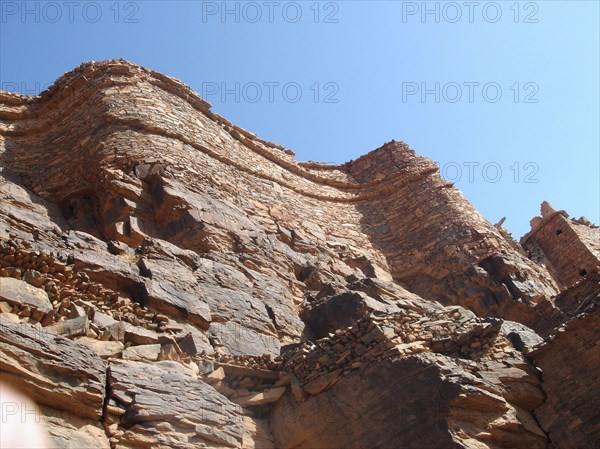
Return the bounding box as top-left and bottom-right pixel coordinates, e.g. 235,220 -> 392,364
0,60 -> 598,449
529,292 -> 600,449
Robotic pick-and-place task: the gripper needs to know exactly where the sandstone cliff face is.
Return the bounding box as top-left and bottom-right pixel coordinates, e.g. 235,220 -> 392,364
0,60 -> 598,449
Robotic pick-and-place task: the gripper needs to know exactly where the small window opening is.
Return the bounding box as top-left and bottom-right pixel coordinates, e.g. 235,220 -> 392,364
555,229 -> 563,235
580,269 -> 588,277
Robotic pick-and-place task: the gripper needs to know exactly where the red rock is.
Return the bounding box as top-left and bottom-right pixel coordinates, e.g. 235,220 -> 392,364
0,60 -> 597,449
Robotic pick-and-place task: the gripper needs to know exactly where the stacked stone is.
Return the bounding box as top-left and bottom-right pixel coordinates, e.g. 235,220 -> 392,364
522,203 -> 600,289
209,352 -> 278,371
188,306 -> 505,402
0,238 -> 170,336
3,58 -> 563,334
186,353 -> 290,407
281,306 -> 505,397
282,317 -> 388,386
0,59 -> 392,298
344,142 -> 561,328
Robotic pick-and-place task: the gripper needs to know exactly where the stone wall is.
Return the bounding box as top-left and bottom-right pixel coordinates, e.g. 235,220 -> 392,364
0,60 -> 563,330
346,143 -> 559,326
522,201 -> 600,289
530,303 -> 600,448
1,60 -> 598,449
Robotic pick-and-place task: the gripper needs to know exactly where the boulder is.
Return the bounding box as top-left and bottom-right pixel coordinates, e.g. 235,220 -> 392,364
302,290 -> 398,338
122,343 -> 161,361
209,322 -> 280,357
501,320 -> 544,352
75,336 -> 124,359
106,359 -> 245,448
0,277 -> 52,313
0,317 -> 106,420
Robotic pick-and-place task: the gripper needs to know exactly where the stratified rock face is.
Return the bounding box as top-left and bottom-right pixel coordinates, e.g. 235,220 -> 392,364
106,359 -> 245,448
346,147 -> 559,324
0,317 -> 110,448
530,300 -> 600,449
0,60 -> 598,449
0,317 -> 106,420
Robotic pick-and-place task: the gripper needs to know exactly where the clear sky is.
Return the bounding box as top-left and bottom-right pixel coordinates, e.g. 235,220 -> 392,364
1,0 -> 598,238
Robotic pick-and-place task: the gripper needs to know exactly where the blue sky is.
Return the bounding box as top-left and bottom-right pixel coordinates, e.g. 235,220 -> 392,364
1,0 -> 598,238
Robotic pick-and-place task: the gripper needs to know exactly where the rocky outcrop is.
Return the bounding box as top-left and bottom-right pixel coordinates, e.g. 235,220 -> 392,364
0,317 -> 110,447
529,301 -> 600,449
273,351 -> 547,449
106,359 -> 245,448
274,288 -> 548,449
1,60 -> 598,449
347,147 -> 559,327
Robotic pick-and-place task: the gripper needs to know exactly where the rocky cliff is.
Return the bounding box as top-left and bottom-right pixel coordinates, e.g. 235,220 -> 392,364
0,60 -> 598,449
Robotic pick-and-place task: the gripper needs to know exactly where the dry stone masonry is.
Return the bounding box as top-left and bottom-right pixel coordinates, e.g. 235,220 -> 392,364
0,60 -> 598,449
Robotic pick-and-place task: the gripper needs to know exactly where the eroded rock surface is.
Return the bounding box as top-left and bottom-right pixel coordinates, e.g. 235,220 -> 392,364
0,60 -> 598,449
105,359 -> 245,448
530,302 -> 600,449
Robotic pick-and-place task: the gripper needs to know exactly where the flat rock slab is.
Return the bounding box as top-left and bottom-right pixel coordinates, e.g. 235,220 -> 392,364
75,336 -> 124,359
0,312 -> 20,323
122,343 -> 161,361
233,386 -> 286,406
108,359 -> 244,448
209,321 -> 280,357
143,279 -> 211,329
46,315 -> 89,338
0,317 -> 106,420
69,230 -> 141,292
42,405 -> 111,449
123,322 -> 160,345
0,277 -> 52,313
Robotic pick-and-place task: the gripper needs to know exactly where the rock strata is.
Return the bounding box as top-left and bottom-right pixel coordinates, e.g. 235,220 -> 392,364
0,60 -> 598,449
